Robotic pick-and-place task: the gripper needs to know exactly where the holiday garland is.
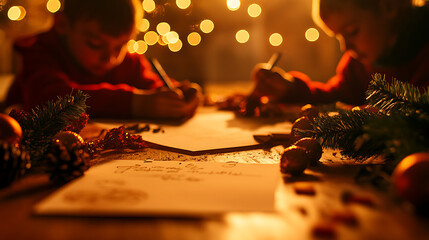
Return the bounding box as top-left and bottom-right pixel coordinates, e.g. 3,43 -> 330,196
308,74 -> 429,166
1,90 -> 148,187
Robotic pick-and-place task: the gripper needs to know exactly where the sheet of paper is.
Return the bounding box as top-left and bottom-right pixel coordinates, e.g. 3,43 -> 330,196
95,110 -> 292,152
34,160 -> 280,217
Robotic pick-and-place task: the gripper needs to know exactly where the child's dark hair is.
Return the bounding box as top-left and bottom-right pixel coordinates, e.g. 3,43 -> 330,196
312,0 -> 416,36
62,0 -> 142,36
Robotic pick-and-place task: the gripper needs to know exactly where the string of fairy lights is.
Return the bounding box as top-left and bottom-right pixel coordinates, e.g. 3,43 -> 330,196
1,0 -> 321,54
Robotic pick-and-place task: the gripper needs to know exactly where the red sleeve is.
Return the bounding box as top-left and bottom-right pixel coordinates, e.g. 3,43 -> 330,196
7,32 -> 166,118
285,53 -> 371,105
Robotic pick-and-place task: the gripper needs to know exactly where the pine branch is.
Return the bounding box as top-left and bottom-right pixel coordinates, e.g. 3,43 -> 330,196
366,73 -> 429,114
20,90 -> 89,163
310,110 -> 385,160
364,113 -> 429,166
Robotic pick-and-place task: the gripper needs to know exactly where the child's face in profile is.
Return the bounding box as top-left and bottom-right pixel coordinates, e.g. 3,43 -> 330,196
63,19 -> 134,76
321,3 -> 396,65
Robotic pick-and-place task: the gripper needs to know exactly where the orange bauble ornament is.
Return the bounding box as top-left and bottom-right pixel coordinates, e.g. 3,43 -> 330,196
392,152 -> 429,210
0,113 -> 22,145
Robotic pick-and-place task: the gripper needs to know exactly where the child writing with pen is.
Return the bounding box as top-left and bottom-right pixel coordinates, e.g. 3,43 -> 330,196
251,0 -> 429,106
5,0 -> 201,119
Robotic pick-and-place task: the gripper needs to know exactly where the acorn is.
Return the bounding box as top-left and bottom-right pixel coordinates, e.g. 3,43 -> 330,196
280,145 -> 310,175
291,116 -> 313,137
294,137 -> 323,165
299,104 -> 319,121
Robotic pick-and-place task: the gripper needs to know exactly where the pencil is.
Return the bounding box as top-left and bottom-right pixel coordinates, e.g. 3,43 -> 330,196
267,52 -> 282,71
150,58 -> 175,89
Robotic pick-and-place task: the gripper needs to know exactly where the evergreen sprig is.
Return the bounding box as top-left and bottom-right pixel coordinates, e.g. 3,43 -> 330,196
20,90 -> 89,162
308,74 -> 429,165
311,110 -> 385,159
366,73 -> 429,114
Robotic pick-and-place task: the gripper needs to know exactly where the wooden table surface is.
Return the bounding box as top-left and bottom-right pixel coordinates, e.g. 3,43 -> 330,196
1,122 -> 428,240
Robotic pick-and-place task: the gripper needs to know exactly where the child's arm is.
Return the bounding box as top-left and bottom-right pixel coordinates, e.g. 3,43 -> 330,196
131,82 -> 201,120
250,53 -> 370,106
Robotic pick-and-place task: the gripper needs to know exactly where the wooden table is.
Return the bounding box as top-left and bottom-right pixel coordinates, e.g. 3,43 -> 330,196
1,122 -> 428,240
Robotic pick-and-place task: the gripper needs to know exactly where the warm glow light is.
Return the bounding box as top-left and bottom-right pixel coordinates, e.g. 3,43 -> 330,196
135,40 -> 148,54
176,0 -> 191,9
227,0 -> 240,11
166,31 -> 179,44
236,29 -> 249,43
144,31 -> 159,45
200,19 -> 214,34
187,32 -> 201,46
158,37 -> 167,46
8,6 -> 26,21
127,40 -> 137,53
168,39 -> 183,52
139,18 -> 150,32
47,0 -> 61,13
305,28 -> 320,42
247,4 -> 261,18
142,0 -> 156,13
269,33 -> 283,46
156,22 -> 170,35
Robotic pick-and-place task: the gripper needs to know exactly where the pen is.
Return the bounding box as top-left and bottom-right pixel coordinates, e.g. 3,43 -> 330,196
150,58 -> 175,89
267,52 -> 282,71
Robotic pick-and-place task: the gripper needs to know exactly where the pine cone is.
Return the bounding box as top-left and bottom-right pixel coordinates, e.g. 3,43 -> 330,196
45,142 -> 90,183
0,142 -> 31,188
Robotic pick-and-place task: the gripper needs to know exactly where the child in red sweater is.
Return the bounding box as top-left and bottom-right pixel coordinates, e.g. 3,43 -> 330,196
251,0 -> 429,106
6,0 -> 201,119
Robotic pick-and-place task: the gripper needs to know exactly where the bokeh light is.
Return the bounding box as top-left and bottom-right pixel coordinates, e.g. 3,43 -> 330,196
168,39 -> 183,52
305,28 -> 320,42
135,40 -> 148,54
176,0 -> 191,9
144,31 -> 159,45
156,22 -> 171,35
138,18 -> 150,32
142,0 -> 156,13
8,6 -> 26,21
165,31 -> 179,44
200,19 -> 214,34
236,29 -> 249,43
187,32 -> 201,46
247,4 -> 261,18
269,33 -> 283,46
47,0 -> 61,13
227,0 -> 240,11
127,40 -> 137,53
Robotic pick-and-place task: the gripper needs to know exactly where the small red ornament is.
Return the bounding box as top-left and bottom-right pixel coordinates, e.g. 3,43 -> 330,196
392,152 -> 429,210
53,131 -> 84,149
294,137 -> 323,165
280,145 -> 309,175
0,113 -> 22,145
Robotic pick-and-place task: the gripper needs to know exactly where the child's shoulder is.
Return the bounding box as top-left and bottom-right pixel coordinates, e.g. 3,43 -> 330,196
14,28 -> 60,53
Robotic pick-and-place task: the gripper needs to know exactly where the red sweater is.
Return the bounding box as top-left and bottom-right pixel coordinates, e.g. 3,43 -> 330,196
6,28 -> 164,118
285,5 -> 429,106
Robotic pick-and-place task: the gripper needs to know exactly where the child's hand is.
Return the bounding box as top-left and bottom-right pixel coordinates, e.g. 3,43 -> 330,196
132,82 -> 201,120
250,63 -> 294,101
